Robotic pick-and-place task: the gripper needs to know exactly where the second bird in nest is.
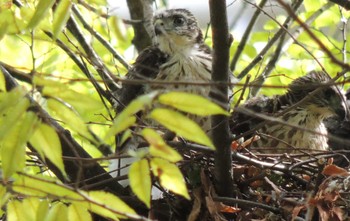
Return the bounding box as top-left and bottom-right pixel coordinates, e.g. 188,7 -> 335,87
231,71 -> 348,154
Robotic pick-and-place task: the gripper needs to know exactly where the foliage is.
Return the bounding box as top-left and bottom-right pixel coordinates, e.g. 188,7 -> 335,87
0,0 -> 350,220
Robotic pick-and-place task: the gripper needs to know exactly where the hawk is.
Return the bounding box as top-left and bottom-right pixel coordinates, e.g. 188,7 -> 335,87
113,8 -> 215,156
231,71 -> 347,153
116,8 -> 212,112
111,8 -> 215,182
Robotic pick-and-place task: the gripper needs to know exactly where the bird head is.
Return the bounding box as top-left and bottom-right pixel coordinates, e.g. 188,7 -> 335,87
286,71 -> 348,120
153,9 -> 203,54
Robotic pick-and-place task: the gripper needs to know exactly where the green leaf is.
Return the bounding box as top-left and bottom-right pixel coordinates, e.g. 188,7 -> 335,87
83,191 -> 137,220
47,98 -> 94,141
129,159 -> 151,208
142,128 -> 182,162
27,0 -> 55,29
0,185 -> 10,208
105,91 -> 158,139
104,114 -> 136,140
150,158 -> 190,199
120,91 -> 159,116
36,200 -> 49,221
149,108 -> 215,149
0,95 -> 30,141
13,174 -> 83,200
7,198 -> 42,221
304,0 -> 326,12
0,87 -> 26,113
29,123 -> 67,178
7,200 -> 24,221
34,76 -> 103,114
1,111 -> 38,179
0,67 -> 6,91
158,92 -> 229,116
22,198 -> 41,221
52,0 -> 72,38
45,202 -> 68,221
68,203 -> 92,221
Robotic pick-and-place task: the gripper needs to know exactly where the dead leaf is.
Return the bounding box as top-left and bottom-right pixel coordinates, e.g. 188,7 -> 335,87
220,205 -> 241,213
322,165 -> 349,177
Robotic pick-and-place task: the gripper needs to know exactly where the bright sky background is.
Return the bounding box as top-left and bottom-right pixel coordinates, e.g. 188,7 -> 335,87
107,0 -> 281,39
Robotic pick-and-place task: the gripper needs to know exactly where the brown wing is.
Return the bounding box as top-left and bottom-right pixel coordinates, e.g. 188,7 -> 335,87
114,46 -> 169,113
230,95 -> 281,138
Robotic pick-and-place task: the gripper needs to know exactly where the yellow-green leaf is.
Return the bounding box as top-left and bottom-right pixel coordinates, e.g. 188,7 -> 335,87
52,0 -> 72,38
0,96 -> 29,141
0,87 -> 27,113
1,111 -> 38,179
158,92 -> 229,116
149,108 -> 215,149
45,202 -> 68,221
7,198 -> 42,221
104,114 -> 136,140
68,203 -> 92,221
47,98 -> 94,141
150,158 -> 190,199
36,200 -> 49,221
105,91 -> 158,139
142,128 -> 182,162
129,159 -> 151,208
83,190 -> 137,220
27,0 -> 55,29
34,76 -> 103,114
7,200 -> 24,221
120,91 -> 158,116
22,198 -> 41,221
13,174 -> 83,200
29,123 -> 67,178
0,185 -> 10,208
0,68 -> 6,91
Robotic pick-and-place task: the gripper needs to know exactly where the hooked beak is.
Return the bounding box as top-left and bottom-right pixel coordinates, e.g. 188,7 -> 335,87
154,19 -> 165,35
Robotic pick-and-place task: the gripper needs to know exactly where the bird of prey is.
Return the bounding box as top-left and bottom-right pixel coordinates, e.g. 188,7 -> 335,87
111,8 -> 214,182
230,71 -> 347,153
115,9 -> 213,135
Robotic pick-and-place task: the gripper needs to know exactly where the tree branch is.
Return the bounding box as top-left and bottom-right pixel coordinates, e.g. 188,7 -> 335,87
237,0 -> 304,80
66,15 -> 120,92
230,0 -> 268,72
126,0 -> 154,52
209,0 -> 234,197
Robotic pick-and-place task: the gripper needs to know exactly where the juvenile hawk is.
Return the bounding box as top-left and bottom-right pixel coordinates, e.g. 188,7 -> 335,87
231,71 -> 347,153
114,8 -> 215,152
111,8 -> 214,180
116,9 -> 212,113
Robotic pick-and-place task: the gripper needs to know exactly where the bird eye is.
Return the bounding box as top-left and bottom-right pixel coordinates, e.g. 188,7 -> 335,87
173,16 -> 185,26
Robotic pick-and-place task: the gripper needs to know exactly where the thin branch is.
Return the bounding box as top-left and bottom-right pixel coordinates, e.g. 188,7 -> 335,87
277,0 -> 350,71
230,0 -> 268,72
72,5 -> 131,70
250,0 -> 333,96
250,31 -> 288,97
44,31 -> 115,124
66,15 -> 120,91
236,0 -> 304,80
213,196 -> 281,214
